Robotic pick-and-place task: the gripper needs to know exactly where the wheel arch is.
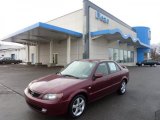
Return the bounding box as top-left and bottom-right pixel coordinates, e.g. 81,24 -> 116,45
121,76 -> 128,84
68,90 -> 89,103
67,90 -> 88,118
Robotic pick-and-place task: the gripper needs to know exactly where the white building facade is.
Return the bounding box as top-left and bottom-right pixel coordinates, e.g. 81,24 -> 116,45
1,0 -> 151,66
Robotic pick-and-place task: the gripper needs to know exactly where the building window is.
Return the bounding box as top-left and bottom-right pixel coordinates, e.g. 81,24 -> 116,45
119,49 -> 124,63
131,51 -> 134,62
31,53 -> 34,64
113,49 -> 119,62
148,30 -> 151,40
124,50 -> 127,63
108,48 -> 113,60
108,48 -> 134,63
127,51 -> 131,62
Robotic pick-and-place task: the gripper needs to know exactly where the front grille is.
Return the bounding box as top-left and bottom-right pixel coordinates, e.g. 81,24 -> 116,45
28,89 -> 41,98
27,102 -> 42,111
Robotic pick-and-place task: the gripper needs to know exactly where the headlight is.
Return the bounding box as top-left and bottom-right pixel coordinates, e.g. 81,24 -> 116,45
42,93 -> 63,100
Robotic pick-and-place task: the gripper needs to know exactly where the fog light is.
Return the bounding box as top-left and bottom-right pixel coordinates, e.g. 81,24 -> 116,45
41,108 -> 47,113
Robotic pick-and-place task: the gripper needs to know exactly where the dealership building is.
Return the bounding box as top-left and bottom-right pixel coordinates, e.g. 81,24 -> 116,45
1,0 -> 151,66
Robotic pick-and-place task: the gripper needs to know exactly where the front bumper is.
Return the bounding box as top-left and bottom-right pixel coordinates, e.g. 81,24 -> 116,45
24,88 -> 69,116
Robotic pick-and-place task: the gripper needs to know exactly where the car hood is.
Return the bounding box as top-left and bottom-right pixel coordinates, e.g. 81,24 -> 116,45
29,74 -> 85,93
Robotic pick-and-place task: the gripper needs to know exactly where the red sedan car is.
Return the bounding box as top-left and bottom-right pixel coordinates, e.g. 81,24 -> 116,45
24,59 -> 129,118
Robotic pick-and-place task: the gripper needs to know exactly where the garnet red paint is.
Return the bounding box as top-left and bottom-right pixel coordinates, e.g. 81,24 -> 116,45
24,59 -> 129,118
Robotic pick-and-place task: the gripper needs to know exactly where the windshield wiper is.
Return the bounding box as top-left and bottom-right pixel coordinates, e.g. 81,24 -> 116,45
62,74 -> 80,79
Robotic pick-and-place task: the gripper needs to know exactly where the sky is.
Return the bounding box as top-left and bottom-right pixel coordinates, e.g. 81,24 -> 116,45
0,0 -> 159,44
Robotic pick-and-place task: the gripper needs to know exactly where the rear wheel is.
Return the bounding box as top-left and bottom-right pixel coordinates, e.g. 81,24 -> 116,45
141,64 -> 144,66
69,95 -> 86,118
118,80 -> 127,95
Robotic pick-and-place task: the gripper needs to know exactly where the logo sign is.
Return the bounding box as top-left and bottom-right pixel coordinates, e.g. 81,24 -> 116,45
96,11 -> 109,24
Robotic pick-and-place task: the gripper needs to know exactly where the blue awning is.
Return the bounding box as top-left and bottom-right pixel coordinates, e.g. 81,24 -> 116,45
91,29 -> 150,48
1,22 -> 82,45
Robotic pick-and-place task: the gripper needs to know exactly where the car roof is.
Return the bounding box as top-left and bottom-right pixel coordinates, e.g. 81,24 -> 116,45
78,59 -> 115,63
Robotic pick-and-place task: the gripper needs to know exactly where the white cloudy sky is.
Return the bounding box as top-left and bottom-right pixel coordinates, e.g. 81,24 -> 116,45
0,0 -> 159,44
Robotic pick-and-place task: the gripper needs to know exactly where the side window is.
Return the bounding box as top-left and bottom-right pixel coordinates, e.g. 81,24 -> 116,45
108,62 -> 120,73
95,63 -> 108,75
7,58 -> 10,60
143,60 -> 147,63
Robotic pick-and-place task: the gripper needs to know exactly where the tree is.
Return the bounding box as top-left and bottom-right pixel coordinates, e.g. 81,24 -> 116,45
151,47 -> 157,60
151,46 -> 160,61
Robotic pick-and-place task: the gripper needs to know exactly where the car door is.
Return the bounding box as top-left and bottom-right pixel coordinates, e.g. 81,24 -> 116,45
143,60 -> 148,65
3,58 -> 7,64
11,58 -> 15,64
106,62 -> 122,92
90,62 -> 111,100
149,60 -> 156,65
8,58 -> 12,64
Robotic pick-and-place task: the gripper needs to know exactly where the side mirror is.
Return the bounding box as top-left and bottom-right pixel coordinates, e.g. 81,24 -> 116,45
94,73 -> 103,79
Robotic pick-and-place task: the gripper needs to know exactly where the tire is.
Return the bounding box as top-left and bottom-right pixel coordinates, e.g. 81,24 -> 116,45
69,95 -> 86,118
118,80 -> 127,95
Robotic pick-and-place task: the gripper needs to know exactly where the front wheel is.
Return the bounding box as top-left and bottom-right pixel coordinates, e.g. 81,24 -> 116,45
118,80 -> 127,95
69,95 -> 86,118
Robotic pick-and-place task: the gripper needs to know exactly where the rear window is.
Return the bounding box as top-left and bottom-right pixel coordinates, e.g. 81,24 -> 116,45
108,62 -> 120,73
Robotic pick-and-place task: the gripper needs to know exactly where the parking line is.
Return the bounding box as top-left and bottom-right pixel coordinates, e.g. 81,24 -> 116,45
0,82 -> 24,97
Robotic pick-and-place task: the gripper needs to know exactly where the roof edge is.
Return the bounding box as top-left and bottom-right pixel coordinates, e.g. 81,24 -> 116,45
1,22 -> 82,41
91,28 -> 150,48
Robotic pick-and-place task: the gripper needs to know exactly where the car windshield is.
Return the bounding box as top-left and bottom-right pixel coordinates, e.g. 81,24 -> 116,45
60,61 -> 96,79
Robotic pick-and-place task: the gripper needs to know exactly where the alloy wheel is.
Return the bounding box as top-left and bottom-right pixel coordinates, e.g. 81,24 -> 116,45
71,96 -> 85,117
154,64 -> 157,67
121,81 -> 126,94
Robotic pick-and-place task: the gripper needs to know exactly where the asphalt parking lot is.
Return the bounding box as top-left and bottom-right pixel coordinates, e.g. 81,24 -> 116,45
0,64 -> 160,120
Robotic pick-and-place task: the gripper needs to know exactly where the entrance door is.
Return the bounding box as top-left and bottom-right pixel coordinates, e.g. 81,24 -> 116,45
144,52 -> 148,60
11,54 -> 15,60
53,53 -> 58,64
31,53 -> 34,64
